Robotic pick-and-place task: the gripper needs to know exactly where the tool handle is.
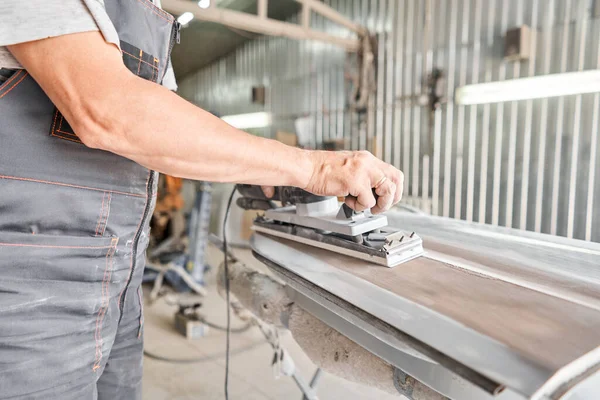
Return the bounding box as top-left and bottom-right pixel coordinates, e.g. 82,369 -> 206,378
235,184 -> 332,208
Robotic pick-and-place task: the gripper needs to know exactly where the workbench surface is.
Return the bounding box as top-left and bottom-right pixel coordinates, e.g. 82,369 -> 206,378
251,211 -> 600,399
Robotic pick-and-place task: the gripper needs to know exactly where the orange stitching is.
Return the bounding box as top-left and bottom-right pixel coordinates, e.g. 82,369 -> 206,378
135,0 -> 174,23
0,174 -> 146,198
118,170 -> 151,307
0,242 -> 113,249
95,192 -> 107,236
0,71 -> 28,99
51,132 -> 82,143
50,108 -> 59,136
93,239 -> 118,371
0,70 -> 22,88
51,109 -> 79,139
56,129 -> 78,137
121,50 -> 159,70
57,114 -> 79,137
0,70 -> 23,93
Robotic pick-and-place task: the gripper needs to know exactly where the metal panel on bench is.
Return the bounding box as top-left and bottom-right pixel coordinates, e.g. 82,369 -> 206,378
250,212 -> 600,399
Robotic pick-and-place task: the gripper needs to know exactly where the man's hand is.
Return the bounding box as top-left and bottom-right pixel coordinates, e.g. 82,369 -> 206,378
262,150 -> 403,214
305,150 -> 403,214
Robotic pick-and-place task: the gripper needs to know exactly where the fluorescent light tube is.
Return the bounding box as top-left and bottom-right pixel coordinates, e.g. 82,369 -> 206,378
455,69 -> 600,105
177,12 -> 194,25
222,112 -> 271,129
198,0 -> 211,9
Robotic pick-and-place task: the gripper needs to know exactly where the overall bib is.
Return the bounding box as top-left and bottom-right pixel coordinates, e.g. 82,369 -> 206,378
0,1 -> 178,398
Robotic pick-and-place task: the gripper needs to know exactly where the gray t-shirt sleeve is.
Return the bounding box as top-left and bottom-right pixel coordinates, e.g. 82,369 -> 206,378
0,0 -> 120,69
0,0 -> 176,90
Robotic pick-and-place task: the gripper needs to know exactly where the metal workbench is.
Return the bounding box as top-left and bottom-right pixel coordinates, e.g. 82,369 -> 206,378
250,211 -> 600,400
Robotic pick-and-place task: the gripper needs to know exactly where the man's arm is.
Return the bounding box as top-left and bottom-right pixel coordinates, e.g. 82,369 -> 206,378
8,31 -> 403,213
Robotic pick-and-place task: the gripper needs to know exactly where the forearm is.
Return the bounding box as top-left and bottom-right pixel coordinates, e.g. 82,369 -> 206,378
78,74 -> 314,187
8,32 -> 314,188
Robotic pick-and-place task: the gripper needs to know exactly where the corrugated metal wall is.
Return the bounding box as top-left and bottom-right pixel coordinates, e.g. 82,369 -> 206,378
178,0 -> 600,243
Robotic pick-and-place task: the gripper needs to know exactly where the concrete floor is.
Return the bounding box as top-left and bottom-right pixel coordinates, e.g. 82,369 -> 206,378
142,247 -> 402,400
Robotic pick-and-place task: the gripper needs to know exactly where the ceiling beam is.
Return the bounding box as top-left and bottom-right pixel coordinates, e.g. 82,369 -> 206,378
257,0 -> 267,18
162,0 -> 361,52
294,0 -> 366,36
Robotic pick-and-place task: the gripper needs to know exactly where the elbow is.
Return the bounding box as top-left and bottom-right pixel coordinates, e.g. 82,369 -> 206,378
66,73 -> 139,154
73,117 -> 117,151
68,96 -> 127,154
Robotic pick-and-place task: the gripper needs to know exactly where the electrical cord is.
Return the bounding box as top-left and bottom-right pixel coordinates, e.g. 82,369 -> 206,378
143,339 -> 266,364
222,187 -> 237,400
198,317 -> 252,334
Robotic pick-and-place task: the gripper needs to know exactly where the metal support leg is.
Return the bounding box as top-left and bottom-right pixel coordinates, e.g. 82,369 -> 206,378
302,368 -> 323,400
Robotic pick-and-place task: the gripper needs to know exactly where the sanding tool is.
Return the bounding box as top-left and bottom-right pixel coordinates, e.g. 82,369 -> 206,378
236,185 -> 424,267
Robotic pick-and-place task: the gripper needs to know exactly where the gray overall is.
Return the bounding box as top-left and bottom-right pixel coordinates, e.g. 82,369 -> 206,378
0,1 -> 178,398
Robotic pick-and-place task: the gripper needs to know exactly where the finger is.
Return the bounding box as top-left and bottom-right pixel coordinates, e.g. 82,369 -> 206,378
344,195 -> 372,212
350,168 -> 389,212
383,166 -> 404,204
344,196 -> 359,211
355,184 -> 377,211
346,179 -> 376,212
261,185 -> 275,199
395,179 -> 404,204
371,180 -> 396,214
394,171 -> 404,203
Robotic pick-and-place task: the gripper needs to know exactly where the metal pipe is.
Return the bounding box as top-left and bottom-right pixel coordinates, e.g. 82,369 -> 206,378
443,0 -> 459,218
534,0 -> 555,233
550,0 -> 573,235
585,23 -> 600,240
454,0 -> 471,220
393,0 -> 405,170
258,0 -> 267,19
432,109 -> 442,216
301,3 -> 310,29
519,0 -> 540,231
384,0 -> 397,164
491,0 -> 510,226
505,0 -> 524,229
422,0 -> 433,203
162,0 -> 360,52
432,0 -> 447,217
466,0 -> 483,222
295,0 -> 367,36
412,0 -> 423,200
403,0 -> 415,203
376,7 -> 386,158
567,0 -> 589,238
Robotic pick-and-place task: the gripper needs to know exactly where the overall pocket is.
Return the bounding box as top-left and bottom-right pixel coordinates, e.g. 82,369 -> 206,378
0,69 -> 28,100
120,40 -> 161,83
0,231 -> 120,395
49,41 -> 160,144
